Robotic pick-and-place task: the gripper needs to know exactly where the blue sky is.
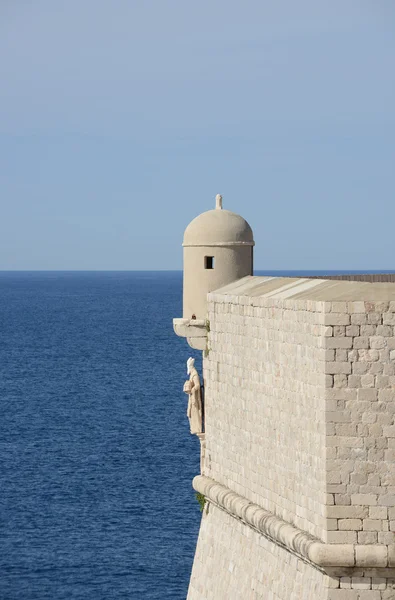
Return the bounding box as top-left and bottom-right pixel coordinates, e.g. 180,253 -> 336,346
0,0 -> 394,270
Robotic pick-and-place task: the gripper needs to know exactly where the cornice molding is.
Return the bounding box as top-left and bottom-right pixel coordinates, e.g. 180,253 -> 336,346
193,475 -> 393,571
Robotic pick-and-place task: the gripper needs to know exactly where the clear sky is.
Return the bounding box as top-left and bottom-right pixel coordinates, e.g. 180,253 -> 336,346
0,0 -> 394,270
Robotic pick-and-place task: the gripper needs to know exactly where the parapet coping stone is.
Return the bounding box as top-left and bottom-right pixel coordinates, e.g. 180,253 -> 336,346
193,475 -> 394,570
173,318 -> 207,337
210,275 -> 395,301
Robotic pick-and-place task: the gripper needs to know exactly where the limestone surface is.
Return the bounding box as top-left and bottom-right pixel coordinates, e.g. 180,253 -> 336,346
187,276 -> 395,599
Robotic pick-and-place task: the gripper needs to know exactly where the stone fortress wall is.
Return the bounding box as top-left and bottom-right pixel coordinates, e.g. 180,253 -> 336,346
202,278 -> 327,541
187,276 -> 395,600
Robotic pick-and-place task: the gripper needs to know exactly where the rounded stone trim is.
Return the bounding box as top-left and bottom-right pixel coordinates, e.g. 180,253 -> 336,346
193,475 -> 391,570
182,241 -> 255,247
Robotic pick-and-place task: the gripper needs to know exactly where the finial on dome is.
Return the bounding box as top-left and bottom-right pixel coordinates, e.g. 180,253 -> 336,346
215,194 -> 223,210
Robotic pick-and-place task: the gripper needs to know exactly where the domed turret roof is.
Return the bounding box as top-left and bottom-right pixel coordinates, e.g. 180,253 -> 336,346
183,195 -> 254,247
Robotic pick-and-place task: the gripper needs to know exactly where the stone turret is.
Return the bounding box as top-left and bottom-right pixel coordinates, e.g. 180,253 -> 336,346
174,195 -> 254,349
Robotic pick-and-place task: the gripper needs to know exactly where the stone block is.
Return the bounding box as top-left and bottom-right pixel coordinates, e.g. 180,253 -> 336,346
326,531 -> 357,543
370,336 -> 386,349
310,543 -> 355,566
376,325 -> 392,336
328,483 -> 347,494
327,518 -> 339,530
358,389 -> 378,401
379,390 -> 395,401
327,506 -> 368,518
384,363 -> 395,375
328,591 -> 359,599
379,495 -> 395,506
369,362 -> 384,375
327,389 -> 357,401
328,436 -> 362,448
340,576 -> 351,588
358,592 -> 381,600
334,325 -> 346,336
352,494 -> 378,506
368,313 -> 382,325
351,314 -> 368,326
362,413 -> 377,424
335,494 -> 352,505
348,301 -> 366,314
388,544 -> 395,567
353,337 -> 370,349
352,362 -> 369,375
324,314 -> 351,326
380,349 -> 391,362
325,362 -> 352,375
347,375 -> 361,388
335,424 -> 357,436
369,507 -> 387,519
326,411 -> 351,423
338,519 -> 362,530
383,312 -> 395,325
325,337 -> 353,349
333,373 -> 348,388
376,375 -> 390,388
351,473 -> 368,485
351,576 -> 371,590
358,531 -> 378,544
336,349 -> 348,362
363,519 -> 383,531
361,374 -> 375,388
371,578 -> 387,590
332,302 -> 349,313
355,545 -> 388,567
361,325 -> 377,336
378,531 -> 395,544
346,325 -> 360,337
368,423 -> 383,436
358,349 -> 379,361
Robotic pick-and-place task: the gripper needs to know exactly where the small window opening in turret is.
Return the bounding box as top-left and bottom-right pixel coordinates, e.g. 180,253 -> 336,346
205,256 -> 214,269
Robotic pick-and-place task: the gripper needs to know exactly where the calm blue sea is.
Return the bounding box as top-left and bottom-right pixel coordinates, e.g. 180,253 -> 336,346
1,270 -> 395,600
0,272 -> 202,600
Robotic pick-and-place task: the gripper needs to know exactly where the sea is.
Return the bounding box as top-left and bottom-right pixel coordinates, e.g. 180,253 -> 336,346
1,270 -> 394,600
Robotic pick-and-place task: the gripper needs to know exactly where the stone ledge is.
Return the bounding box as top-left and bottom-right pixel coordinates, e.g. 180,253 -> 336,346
173,318 -> 207,337
173,318 -> 208,350
182,241 -> 255,247
193,475 -> 392,570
